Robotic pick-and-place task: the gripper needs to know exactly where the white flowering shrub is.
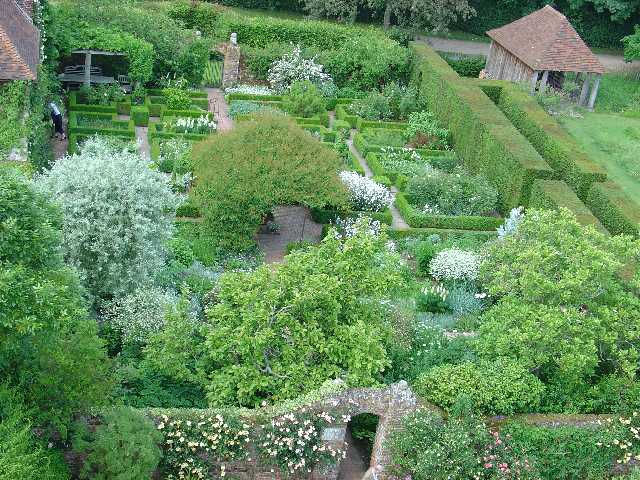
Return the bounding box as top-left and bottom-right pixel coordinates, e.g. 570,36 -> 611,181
258,411 -> 346,475
104,287 -> 176,344
169,115 -> 217,135
339,171 -> 393,212
378,147 -> 430,177
429,249 -> 482,283
157,412 -> 250,480
225,84 -> 274,96
334,215 -> 383,240
35,136 -> 180,301
497,206 -> 525,240
267,45 -> 332,93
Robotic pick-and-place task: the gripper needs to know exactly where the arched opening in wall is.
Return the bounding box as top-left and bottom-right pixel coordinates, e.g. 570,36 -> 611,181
338,413 -> 380,480
203,51 -> 224,88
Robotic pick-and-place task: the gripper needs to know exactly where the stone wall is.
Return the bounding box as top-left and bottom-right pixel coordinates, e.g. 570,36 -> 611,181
218,34 -> 241,89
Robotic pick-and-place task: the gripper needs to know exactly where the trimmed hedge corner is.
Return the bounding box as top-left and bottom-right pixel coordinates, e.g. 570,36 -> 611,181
529,179 -> 607,233
473,79 -> 607,199
131,106 -> 150,127
586,181 -> 640,237
395,192 -> 503,230
410,42 -> 554,212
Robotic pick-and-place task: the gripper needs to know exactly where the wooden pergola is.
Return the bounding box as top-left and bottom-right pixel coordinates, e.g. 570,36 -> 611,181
58,49 -> 129,89
484,5 -> 605,110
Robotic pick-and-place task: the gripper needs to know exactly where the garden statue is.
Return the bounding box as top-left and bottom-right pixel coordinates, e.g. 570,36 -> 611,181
230,32 -> 237,45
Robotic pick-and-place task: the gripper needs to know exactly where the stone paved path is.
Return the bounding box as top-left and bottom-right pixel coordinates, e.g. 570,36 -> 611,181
206,87 -> 234,132
347,131 -> 410,231
337,429 -> 369,480
256,206 -> 323,263
135,126 -> 151,160
418,36 -> 637,73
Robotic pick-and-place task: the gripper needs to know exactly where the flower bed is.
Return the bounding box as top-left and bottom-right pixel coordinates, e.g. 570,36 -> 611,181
68,111 -> 135,138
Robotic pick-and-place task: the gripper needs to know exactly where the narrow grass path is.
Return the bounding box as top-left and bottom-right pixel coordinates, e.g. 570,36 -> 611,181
346,130 -> 409,231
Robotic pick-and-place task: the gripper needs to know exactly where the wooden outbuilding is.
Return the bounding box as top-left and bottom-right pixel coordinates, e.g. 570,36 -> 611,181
484,5 -> 605,109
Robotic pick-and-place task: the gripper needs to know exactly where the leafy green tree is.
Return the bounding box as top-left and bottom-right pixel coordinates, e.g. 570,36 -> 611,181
35,137 -> 179,303
282,80 -> 326,117
192,113 -> 347,251
73,407 -> 162,480
477,209 -> 640,399
0,168 -> 112,434
202,219 -> 405,407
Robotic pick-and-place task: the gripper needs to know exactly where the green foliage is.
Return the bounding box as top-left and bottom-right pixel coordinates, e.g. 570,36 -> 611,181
0,169 -> 112,434
163,85 -> 192,111
478,81 -> 607,201
203,219 -> 404,406
406,168 -> 498,216
0,390 -> 70,480
416,359 -> 545,414
282,80 -> 325,117
36,137 -> 179,303
440,53 -> 486,78
387,411 -> 488,480
586,180 -> 640,236
192,113 -> 346,251
0,81 -> 27,160
131,106 -> 149,127
500,421 -> 614,480
73,407 -> 162,480
529,179 -> 606,232
167,0 -> 222,36
415,240 -> 437,274
411,43 -> 553,211
478,208 -> 640,403
242,43 -> 290,79
404,111 -> 450,149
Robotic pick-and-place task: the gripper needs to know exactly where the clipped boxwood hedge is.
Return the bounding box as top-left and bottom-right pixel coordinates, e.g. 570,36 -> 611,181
410,42 -> 554,211
147,122 -> 210,142
310,207 -> 393,226
395,192 -> 502,230
356,118 -> 406,131
586,181 -> 640,237
474,79 -> 607,200
335,104 -> 358,128
68,112 -> 135,138
160,109 -> 212,121
68,91 -> 117,114
529,179 -> 607,233
131,106 -> 150,127
225,93 -> 283,102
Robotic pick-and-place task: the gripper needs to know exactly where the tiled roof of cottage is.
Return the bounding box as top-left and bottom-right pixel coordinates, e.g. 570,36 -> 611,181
487,5 -> 605,74
0,0 -> 40,81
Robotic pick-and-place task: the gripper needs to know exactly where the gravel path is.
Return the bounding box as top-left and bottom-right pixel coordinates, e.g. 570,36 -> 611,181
347,131 -> 410,231
418,36 -> 637,73
206,87 -> 234,132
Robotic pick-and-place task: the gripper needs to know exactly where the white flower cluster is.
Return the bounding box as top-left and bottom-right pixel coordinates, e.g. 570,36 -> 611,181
267,45 -> 332,93
339,171 -> 393,212
261,411 -> 346,474
429,249 -> 482,283
159,413 -> 250,480
104,287 -> 177,344
334,216 -> 383,240
225,84 -> 274,96
379,147 -> 429,177
172,115 -> 217,134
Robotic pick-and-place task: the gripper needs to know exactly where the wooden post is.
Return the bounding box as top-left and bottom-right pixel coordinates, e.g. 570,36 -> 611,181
84,51 -> 92,87
530,70 -> 539,94
540,70 -> 549,88
579,73 -> 591,106
587,74 -> 602,110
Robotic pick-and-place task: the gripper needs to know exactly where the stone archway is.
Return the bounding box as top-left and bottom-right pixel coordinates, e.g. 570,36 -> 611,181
314,381 -> 419,480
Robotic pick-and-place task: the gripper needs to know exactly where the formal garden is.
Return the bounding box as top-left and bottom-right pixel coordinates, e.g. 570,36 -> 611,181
2,0 -> 640,479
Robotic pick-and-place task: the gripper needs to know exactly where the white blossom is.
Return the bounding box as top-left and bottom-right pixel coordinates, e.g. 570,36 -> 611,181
339,171 -> 393,212
225,84 -> 274,96
267,45 -> 332,93
429,249 -> 482,282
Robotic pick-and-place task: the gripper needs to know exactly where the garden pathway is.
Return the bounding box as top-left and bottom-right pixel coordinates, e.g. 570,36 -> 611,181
417,36 -> 636,73
337,429 -> 369,480
135,126 -> 151,160
347,131 -> 410,231
205,87 -> 234,132
256,206 -> 323,263
52,115 -> 68,160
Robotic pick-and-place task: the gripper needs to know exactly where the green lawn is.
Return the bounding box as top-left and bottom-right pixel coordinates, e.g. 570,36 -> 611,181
594,73 -> 640,113
559,112 -> 640,205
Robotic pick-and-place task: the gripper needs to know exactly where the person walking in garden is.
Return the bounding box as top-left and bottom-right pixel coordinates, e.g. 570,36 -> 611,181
49,101 -> 66,140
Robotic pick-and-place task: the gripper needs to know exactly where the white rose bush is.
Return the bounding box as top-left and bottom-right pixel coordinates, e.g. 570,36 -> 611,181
339,171 -> 393,212
268,45 -> 332,93
429,248 -> 482,283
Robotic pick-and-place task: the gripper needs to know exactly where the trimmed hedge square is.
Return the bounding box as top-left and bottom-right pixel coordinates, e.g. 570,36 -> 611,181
586,181 -> 640,237
131,106 -> 150,127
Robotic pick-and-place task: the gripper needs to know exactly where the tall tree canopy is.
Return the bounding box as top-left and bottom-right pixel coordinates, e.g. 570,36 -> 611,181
192,113 -> 347,251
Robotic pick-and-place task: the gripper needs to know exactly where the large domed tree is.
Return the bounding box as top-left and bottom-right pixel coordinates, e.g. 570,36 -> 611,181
192,113 -> 347,251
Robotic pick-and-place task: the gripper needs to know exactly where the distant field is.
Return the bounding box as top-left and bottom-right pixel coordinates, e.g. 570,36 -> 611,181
559,112 -> 640,205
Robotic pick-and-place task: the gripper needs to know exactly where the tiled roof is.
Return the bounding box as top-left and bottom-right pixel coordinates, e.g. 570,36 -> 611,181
487,5 -> 605,74
0,0 -> 40,81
